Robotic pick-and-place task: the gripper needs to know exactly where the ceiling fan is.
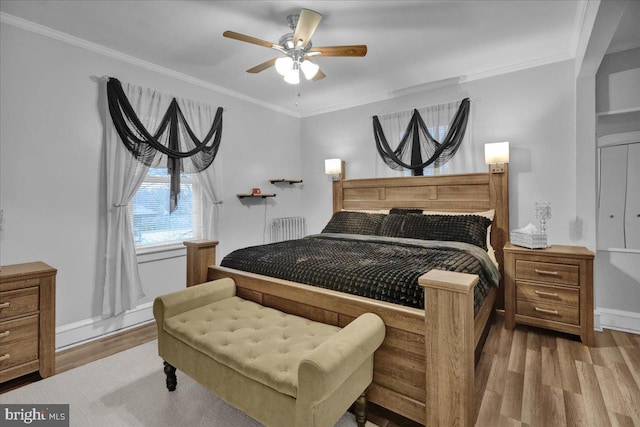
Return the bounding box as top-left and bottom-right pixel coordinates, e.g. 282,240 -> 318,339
223,8 -> 367,84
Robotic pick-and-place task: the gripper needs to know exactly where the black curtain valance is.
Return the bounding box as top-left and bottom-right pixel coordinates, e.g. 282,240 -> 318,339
107,77 -> 223,212
373,98 -> 470,176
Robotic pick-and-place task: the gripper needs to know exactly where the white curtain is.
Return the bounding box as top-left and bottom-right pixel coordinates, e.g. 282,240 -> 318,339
101,81 -> 222,318
177,98 -> 223,243
374,99 -> 479,177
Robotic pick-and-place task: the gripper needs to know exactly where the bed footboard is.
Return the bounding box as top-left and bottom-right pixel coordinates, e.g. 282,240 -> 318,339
184,241 -> 483,426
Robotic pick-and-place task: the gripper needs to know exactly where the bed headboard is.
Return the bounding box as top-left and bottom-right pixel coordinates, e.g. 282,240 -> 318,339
331,162 -> 509,304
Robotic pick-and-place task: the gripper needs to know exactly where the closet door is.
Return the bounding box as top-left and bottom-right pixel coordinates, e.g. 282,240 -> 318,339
625,143 -> 640,249
598,144 -> 627,249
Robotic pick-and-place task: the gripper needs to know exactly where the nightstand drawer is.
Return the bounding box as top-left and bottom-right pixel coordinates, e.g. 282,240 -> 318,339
516,282 -> 579,308
0,314 -> 39,344
0,287 -> 39,320
515,260 -> 579,286
517,300 -> 579,325
0,337 -> 39,370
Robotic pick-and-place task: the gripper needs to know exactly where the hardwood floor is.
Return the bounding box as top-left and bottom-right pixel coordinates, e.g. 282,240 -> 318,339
473,315 -> 640,427
1,315 -> 639,427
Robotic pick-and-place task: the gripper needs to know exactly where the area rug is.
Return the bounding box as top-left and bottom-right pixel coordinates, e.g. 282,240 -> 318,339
1,340 -> 375,426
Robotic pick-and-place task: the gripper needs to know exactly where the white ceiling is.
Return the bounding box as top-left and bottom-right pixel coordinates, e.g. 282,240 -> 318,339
0,0 -> 635,117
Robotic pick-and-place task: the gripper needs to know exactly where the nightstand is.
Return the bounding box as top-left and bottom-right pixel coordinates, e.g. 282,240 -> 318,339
503,243 -> 594,346
0,262 -> 57,382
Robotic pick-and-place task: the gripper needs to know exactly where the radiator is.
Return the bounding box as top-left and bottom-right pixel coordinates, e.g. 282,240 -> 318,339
270,217 -> 306,242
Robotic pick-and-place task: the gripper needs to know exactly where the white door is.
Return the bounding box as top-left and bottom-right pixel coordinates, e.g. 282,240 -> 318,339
625,143 -> 640,249
598,144 -> 628,249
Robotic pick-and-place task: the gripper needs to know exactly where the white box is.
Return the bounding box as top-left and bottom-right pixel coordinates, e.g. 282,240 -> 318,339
510,230 -> 548,249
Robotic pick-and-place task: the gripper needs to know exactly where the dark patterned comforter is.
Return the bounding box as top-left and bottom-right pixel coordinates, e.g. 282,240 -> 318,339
220,233 -> 500,315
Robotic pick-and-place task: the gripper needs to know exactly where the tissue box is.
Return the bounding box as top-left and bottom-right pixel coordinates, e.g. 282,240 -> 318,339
510,230 -> 548,249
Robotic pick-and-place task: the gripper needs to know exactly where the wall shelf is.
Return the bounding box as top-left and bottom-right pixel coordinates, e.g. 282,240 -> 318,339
269,179 -> 303,184
236,193 -> 276,199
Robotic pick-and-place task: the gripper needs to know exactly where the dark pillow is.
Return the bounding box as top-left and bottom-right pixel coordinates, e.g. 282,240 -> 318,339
321,211 -> 386,236
389,208 -> 424,215
378,214 -> 407,237
380,214 -> 491,250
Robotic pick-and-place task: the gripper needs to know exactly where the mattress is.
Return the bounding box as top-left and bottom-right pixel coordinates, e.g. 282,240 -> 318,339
221,233 -> 500,315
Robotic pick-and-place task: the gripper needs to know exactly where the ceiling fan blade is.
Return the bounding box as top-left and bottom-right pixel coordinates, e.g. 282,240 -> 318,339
246,58 -> 278,74
293,9 -> 323,48
308,45 -> 368,57
312,69 -> 326,81
223,30 -> 283,50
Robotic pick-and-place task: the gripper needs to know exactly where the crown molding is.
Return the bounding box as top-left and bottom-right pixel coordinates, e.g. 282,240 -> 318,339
0,12 -> 300,118
571,0 -> 591,58
300,52 -> 574,118
1,9 -> 585,119
462,52 -> 575,83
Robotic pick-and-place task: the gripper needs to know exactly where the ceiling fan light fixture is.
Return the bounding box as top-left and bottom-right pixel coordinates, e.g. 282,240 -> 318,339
284,67 -> 300,85
300,59 -> 320,80
275,56 -> 294,76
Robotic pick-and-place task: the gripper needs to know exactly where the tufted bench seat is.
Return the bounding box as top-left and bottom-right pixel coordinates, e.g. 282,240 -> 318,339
153,278 -> 385,427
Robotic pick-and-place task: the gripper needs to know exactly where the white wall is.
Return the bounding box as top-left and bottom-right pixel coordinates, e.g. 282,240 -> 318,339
300,60 -> 580,248
0,23 -> 301,347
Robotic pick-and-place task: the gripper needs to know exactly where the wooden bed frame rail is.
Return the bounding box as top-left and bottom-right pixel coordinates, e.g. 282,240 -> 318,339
183,166 -> 508,426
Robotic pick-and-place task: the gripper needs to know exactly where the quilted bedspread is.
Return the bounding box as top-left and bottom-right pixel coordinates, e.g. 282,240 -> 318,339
220,233 -> 500,315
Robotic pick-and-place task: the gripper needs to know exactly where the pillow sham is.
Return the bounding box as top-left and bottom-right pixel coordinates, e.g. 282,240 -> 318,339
389,208 -> 424,215
321,211 -> 386,235
380,213 -> 492,250
343,209 -> 390,214
422,209 -> 496,264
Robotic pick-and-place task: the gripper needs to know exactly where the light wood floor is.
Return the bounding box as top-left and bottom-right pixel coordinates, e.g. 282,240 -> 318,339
2,315 -> 639,427
473,315 -> 640,427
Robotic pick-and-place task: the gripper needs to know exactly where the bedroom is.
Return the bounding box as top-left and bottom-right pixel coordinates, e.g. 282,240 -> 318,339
1,0 -> 639,426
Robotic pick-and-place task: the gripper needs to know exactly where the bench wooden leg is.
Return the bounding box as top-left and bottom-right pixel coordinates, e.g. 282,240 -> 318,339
163,361 -> 177,391
355,393 -> 367,427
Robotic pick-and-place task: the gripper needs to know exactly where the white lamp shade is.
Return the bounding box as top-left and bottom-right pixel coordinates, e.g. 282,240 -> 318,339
284,68 -> 300,84
484,141 -> 510,164
300,60 -> 320,80
325,159 -> 342,175
275,57 -> 293,76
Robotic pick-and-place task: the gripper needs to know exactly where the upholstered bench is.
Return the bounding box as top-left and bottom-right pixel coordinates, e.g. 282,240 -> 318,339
153,278 -> 385,427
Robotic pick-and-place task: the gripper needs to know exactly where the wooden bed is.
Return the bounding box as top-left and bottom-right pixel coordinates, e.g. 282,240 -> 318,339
184,164 -> 509,426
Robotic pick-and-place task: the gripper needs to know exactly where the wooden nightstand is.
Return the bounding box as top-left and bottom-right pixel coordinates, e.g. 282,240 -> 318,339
0,262 -> 57,382
504,243 -> 594,346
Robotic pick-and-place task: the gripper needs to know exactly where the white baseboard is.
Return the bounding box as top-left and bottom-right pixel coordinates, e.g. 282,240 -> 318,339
594,307 -> 640,335
55,302 -> 155,350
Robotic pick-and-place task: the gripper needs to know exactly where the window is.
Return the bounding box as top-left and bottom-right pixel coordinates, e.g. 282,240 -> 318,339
128,168 -> 202,248
401,124 -> 451,176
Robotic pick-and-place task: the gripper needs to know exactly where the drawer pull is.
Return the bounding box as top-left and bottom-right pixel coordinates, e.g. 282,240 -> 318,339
534,269 -> 559,276
0,331 -> 10,338
0,302 -> 10,308
534,290 -> 559,298
534,307 -> 559,315
0,354 -> 10,362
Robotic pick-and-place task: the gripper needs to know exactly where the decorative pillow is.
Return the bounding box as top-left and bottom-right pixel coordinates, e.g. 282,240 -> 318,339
422,209 -> 496,264
343,209 -> 390,214
378,214 -> 407,237
321,211 -> 386,235
381,214 -> 491,250
389,208 -> 424,215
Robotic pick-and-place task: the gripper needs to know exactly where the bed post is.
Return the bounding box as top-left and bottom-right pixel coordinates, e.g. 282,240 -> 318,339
183,240 -> 219,287
419,269 -> 477,427
488,163 -> 509,305
332,160 -> 346,213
